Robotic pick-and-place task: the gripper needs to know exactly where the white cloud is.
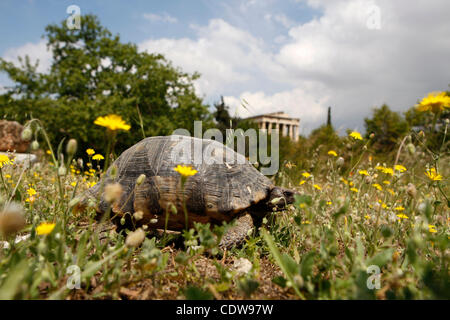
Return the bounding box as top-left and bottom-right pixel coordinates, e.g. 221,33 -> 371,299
3,39 -> 52,73
139,19 -> 284,97
143,12 -> 178,24
141,0 -> 450,134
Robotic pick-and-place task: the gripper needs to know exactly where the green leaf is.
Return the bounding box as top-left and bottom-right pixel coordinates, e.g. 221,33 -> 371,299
0,260 -> 29,299
300,252 -> 315,279
366,248 -> 394,268
238,278 -> 259,298
183,286 -> 213,300
272,276 -> 287,288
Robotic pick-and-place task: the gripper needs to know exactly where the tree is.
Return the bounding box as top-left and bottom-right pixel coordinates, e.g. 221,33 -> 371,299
364,104 -> 409,153
0,15 -> 212,155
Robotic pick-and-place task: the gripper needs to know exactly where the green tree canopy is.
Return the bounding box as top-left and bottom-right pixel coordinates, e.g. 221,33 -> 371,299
0,14 -> 212,155
364,104 -> 409,153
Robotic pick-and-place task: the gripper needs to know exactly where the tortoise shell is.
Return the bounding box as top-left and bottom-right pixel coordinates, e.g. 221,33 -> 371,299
87,135 -> 274,230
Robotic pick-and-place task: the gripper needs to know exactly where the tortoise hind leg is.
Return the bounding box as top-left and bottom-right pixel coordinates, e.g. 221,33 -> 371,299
219,213 -> 254,249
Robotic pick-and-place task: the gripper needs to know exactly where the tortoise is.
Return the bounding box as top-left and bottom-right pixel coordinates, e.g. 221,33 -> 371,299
84,135 -> 296,248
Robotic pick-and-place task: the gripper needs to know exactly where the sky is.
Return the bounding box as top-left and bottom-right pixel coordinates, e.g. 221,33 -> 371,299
1,0 -> 449,135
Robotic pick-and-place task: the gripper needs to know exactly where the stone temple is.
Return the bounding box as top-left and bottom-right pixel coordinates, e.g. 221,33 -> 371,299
245,111 -> 300,141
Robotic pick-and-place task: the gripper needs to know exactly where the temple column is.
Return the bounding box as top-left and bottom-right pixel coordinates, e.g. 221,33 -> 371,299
293,125 -> 298,141
288,124 -> 293,139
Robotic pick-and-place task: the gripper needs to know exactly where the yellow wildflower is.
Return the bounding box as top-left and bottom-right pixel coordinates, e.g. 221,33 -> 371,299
328,150 -> 338,157
349,131 -> 363,140
0,155 -> 14,168
70,182 -> 77,187
301,220 -> 311,225
86,148 -> 95,156
394,206 -> 405,211
383,180 -> 390,185
326,201 -> 332,205
428,224 -> 437,233
174,165 -> 198,177
425,168 -> 442,181
394,165 -> 407,173
26,188 -> 37,197
416,91 -> 450,113
358,170 -> 369,176
92,154 -> 105,161
364,215 -> 371,220
372,183 -> 382,191
396,214 -> 409,220
36,222 -> 56,235
387,188 -> 396,196
313,184 -> 322,191
350,187 -> 359,193
94,114 -> 131,131
299,180 -> 306,185
302,172 -> 311,178
46,150 -> 52,155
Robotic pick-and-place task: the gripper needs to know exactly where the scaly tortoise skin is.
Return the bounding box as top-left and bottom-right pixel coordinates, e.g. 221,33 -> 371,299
85,135 -> 295,248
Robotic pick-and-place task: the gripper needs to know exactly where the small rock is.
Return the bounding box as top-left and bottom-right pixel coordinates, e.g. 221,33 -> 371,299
233,258 -> 252,275
0,120 -> 30,153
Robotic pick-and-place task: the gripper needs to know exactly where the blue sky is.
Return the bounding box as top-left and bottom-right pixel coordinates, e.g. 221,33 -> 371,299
0,0 -> 318,54
1,0 -> 449,134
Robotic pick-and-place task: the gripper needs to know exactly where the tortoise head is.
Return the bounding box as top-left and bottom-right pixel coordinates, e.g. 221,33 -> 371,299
267,186 -> 296,211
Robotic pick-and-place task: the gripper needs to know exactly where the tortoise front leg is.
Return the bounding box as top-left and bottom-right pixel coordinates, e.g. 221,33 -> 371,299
219,213 -> 254,249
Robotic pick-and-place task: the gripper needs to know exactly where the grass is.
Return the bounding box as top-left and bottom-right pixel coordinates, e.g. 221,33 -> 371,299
0,118 -> 448,300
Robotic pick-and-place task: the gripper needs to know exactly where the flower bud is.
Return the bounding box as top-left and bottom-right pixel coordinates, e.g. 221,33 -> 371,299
21,127 -> 32,141
125,228 -> 146,248
169,203 -> 177,215
104,183 -> 123,204
336,157 -> 345,167
120,217 -> 126,225
58,165 -> 67,176
133,210 -> 144,221
31,140 -> 39,150
0,202 -> 26,237
406,143 -> 415,155
369,133 -> 375,139
66,139 -> 78,156
77,158 -> 84,169
136,174 -> 146,186
406,183 -> 417,198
